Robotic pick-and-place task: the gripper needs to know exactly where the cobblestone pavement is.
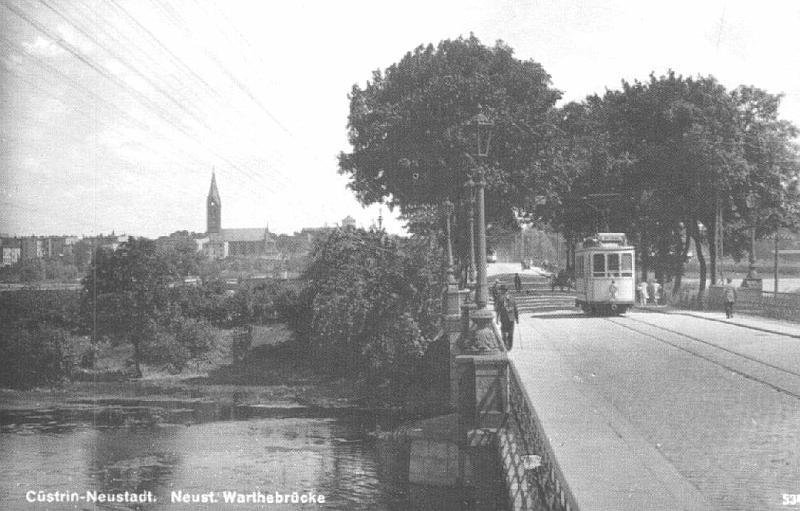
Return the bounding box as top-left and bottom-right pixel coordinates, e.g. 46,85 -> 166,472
510,307 -> 800,511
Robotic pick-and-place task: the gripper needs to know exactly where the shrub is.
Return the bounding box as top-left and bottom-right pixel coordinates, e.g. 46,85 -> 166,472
292,228 -> 443,394
0,326 -> 74,389
141,316 -> 217,372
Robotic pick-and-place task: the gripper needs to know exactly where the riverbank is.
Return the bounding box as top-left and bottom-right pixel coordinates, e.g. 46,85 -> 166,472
0,323 -> 381,416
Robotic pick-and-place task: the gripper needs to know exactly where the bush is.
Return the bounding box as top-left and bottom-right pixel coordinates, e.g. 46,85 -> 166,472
0,289 -> 82,331
292,228 -> 443,396
141,316 -> 217,372
0,326 -> 74,389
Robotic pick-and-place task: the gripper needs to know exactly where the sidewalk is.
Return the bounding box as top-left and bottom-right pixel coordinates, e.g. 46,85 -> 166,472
643,306 -> 800,339
510,332 -> 711,511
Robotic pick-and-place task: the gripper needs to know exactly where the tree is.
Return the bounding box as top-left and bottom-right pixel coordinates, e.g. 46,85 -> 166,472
339,35 -> 561,265
296,227 -> 442,397
545,72 -> 798,294
82,237 -> 178,377
729,86 -> 800,246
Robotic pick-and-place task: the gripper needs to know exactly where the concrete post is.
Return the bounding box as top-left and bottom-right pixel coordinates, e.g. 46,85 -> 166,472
456,353 -> 509,437
446,288 -> 470,408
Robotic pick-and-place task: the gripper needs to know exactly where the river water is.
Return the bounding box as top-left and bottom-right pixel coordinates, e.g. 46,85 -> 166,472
0,405 -> 503,510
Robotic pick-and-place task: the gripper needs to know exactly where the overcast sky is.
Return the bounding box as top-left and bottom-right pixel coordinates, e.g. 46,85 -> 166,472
1,0 -> 799,238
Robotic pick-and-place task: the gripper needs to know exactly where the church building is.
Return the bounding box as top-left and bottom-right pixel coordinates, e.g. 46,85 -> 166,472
199,172 -> 279,260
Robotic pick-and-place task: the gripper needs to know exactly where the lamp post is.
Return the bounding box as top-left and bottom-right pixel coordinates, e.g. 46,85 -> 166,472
474,168 -> 489,310
746,226 -> 758,279
459,109 -> 500,353
443,200 -> 456,286
734,223 -> 763,290
464,178 -> 477,288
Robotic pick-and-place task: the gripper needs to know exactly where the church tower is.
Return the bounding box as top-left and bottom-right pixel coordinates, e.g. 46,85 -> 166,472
207,172 -> 221,234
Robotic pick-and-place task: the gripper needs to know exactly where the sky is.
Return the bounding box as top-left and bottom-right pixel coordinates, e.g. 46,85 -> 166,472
1,0 -> 799,238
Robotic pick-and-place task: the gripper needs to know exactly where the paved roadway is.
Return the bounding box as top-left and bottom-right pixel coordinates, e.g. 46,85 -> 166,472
509,302 -> 800,511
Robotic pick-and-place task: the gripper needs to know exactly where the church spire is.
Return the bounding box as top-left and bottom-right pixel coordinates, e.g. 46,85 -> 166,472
207,171 -> 221,234
208,171 -> 221,203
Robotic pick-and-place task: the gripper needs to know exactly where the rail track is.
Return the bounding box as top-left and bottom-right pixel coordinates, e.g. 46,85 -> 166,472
604,315 -> 800,400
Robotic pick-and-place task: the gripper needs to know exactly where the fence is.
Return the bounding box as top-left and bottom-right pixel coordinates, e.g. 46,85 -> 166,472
495,361 -> 579,511
671,285 -> 800,322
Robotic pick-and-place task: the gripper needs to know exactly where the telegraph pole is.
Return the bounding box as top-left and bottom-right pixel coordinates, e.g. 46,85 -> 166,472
774,231 -> 780,293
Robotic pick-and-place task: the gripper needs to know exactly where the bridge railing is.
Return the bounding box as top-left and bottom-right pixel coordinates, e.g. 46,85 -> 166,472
671,285 -> 800,322
495,360 -> 580,511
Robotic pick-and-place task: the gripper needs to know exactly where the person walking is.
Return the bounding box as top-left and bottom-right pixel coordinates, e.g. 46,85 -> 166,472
608,280 -> 618,302
637,281 -> 649,307
652,281 -> 662,305
496,285 -> 519,350
724,278 -> 737,318
513,273 -> 522,292
490,279 -> 501,310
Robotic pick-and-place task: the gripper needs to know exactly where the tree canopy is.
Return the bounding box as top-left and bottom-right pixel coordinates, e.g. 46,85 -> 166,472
339,35 -> 561,230
543,71 -> 800,291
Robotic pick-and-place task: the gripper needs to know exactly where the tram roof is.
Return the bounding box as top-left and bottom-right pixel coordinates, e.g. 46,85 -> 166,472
578,233 -> 634,249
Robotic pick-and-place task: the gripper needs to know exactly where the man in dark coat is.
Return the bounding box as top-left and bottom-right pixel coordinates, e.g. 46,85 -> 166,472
496,285 -> 519,350
514,273 -> 522,292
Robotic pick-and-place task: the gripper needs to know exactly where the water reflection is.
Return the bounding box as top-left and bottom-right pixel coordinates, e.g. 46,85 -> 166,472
0,406 -> 498,510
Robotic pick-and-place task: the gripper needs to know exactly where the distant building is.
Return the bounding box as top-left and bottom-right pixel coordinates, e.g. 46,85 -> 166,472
341,215 -> 356,229
20,237 -> 44,260
0,238 -> 21,267
199,173 -> 281,260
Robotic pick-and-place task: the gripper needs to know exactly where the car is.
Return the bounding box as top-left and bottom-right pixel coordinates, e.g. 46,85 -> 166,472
487,252 -> 497,263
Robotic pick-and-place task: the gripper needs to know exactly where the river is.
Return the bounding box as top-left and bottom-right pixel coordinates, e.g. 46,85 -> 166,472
0,404 -> 505,510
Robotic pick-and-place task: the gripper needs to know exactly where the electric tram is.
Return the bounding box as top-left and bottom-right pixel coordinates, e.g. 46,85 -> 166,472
574,233 -> 635,315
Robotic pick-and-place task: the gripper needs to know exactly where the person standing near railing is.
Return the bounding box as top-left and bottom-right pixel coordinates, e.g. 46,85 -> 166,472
497,285 -> 519,350
724,278 -> 737,319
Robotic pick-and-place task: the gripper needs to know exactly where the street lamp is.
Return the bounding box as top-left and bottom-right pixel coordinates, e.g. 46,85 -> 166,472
742,224 -> 763,290
443,200 -> 456,286
465,110 -> 494,313
463,177 -> 476,288
460,109 -> 500,353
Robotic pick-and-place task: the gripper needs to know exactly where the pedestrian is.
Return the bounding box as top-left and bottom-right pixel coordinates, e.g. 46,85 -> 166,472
608,280 -> 618,302
636,281 -> 646,306
653,281 -> 662,305
514,273 -> 522,292
490,279 -> 501,311
647,280 -> 656,304
496,285 -> 519,350
724,277 -> 737,319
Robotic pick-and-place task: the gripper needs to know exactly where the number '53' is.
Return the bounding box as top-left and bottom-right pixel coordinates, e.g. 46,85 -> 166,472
784,494 -> 800,505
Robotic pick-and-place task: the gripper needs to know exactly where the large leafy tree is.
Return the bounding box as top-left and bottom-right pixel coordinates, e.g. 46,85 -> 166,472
339,35 -> 561,265
546,72 -> 799,293
299,228 -> 441,397
82,237 -> 178,377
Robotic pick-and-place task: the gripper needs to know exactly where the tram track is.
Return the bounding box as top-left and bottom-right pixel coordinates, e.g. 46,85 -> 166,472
604,315 -> 800,400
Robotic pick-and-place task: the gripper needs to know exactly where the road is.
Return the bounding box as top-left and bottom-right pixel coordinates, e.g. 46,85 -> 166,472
510,304 -> 800,511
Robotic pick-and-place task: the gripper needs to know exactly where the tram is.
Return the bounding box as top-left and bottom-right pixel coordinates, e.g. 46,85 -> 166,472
574,233 -> 635,315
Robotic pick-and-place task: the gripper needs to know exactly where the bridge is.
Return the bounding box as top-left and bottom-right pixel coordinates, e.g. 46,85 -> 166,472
413,263 -> 800,510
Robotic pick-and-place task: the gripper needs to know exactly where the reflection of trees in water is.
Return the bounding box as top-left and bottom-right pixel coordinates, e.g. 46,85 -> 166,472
85,426 -> 182,497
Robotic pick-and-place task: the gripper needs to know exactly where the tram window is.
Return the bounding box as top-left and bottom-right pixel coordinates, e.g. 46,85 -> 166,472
607,254 -> 620,276
621,253 -> 632,276
592,254 -> 605,277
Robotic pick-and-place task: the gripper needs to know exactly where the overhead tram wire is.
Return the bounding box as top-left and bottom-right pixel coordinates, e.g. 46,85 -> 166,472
2,42 -> 274,211
6,0 -> 287,199
8,0 -> 373,228
36,0 -> 219,136
70,0 -> 296,191
0,54 -> 227,201
16,0 -> 284,194
147,0 -> 306,187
